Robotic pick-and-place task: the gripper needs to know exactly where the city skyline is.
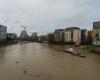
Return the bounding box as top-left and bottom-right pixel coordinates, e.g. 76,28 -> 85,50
0,0 -> 100,35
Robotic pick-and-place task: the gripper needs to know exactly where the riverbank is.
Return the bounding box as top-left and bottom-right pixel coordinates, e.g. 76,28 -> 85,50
40,43 -> 100,54
0,41 -> 17,47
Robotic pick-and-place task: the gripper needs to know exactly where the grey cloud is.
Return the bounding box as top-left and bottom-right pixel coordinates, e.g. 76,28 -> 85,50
0,0 -> 100,35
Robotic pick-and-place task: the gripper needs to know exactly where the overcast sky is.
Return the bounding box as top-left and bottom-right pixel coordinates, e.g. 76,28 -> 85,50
0,0 -> 100,36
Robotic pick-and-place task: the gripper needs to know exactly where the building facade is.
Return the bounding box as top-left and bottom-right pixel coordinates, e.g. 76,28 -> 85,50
87,31 -> 93,45
54,29 -> 64,44
81,29 -> 88,44
31,32 -> 38,42
20,30 -> 29,41
47,33 -> 55,44
7,33 -> 17,40
37,35 -> 47,43
0,25 -> 7,41
64,27 -> 81,44
93,21 -> 100,45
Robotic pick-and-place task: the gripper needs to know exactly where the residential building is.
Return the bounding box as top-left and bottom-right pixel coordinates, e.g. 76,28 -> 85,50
81,29 -> 88,44
54,29 -> 64,44
20,30 -> 29,41
87,31 -> 93,45
37,35 -> 47,43
7,33 -> 17,40
47,33 -> 55,44
64,27 -> 81,44
31,32 -> 38,42
0,25 -> 7,42
93,21 -> 100,45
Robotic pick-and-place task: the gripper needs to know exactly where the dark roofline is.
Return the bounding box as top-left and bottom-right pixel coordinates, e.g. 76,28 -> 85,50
0,24 -> 7,27
65,27 -> 80,30
7,33 -> 17,35
93,21 -> 100,23
55,29 -> 64,33
55,29 -> 64,31
93,21 -> 100,28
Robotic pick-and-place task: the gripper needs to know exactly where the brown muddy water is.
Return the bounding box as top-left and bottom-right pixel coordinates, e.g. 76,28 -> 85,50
0,43 -> 100,80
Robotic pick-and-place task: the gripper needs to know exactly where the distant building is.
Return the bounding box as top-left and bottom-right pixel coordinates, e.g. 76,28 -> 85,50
31,32 -> 38,42
81,29 -> 88,44
64,27 -> 81,44
7,33 -> 17,40
93,21 -> 100,29
87,31 -> 93,45
20,30 -> 29,41
38,35 -> 47,43
0,25 -> 7,42
54,29 -> 64,44
93,21 -> 100,45
47,33 -> 55,44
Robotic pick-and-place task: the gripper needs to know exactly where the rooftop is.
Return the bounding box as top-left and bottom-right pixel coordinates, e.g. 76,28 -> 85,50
93,21 -> 100,28
0,24 -> 7,28
55,29 -> 64,32
65,27 -> 80,30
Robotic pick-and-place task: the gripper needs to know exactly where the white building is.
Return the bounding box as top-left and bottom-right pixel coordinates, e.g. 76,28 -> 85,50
64,27 -> 81,43
0,25 -> 7,41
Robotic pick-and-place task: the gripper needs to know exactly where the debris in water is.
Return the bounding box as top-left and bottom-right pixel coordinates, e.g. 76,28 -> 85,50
24,70 -> 27,74
16,61 -> 20,64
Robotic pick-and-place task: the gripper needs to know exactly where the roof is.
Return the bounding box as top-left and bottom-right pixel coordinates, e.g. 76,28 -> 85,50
93,21 -> 100,28
55,29 -> 64,33
55,29 -> 64,31
0,24 -> 7,28
65,27 -> 80,30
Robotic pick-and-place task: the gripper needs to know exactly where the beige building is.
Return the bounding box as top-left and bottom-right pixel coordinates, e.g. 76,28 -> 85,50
64,27 -> 81,43
93,21 -> 100,45
54,29 -> 64,42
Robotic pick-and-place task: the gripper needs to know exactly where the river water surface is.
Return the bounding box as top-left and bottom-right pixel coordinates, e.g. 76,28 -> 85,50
0,43 -> 100,80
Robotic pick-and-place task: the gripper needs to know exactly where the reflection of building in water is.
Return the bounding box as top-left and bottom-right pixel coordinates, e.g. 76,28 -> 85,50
93,21 -> 100,45
20,30 -> 29,41
0,25 -> 7,41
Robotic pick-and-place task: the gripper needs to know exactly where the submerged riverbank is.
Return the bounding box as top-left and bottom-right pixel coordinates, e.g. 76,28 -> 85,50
0,42 -> 100,54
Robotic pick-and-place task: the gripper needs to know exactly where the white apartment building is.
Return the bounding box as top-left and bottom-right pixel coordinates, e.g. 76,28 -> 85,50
64,27 -> 81,43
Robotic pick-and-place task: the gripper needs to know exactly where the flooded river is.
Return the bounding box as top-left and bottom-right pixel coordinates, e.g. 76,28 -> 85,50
0,43 -> 100,80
